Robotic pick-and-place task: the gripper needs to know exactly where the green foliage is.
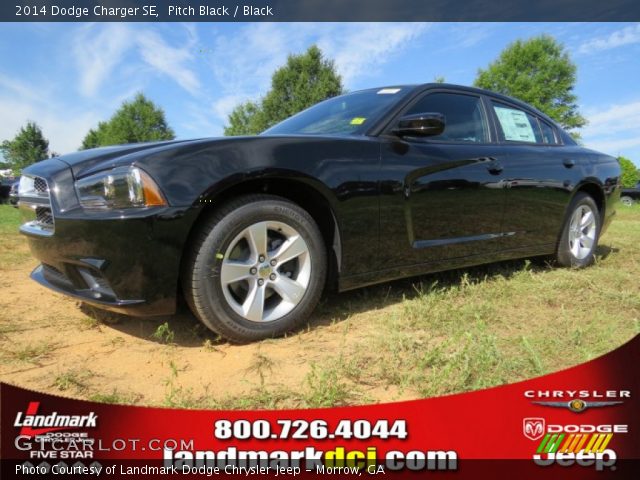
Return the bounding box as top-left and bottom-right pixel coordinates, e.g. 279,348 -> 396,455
224,101 -> 262,136
0,122 -> 50,171
474,35 -> 586,134
224,45 -> 343,136
81,93 -> 175,149
618,156 -> 640,188
152,322 -> 175,344
81,122 -> 108,150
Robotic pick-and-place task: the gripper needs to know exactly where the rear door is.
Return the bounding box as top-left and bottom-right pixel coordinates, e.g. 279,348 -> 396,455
487,99 -> 583,250
379,90 -> 508,269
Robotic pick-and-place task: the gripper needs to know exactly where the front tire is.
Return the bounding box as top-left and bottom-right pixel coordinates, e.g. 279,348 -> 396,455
556,193 -> 600,268
183,195 -> 327,343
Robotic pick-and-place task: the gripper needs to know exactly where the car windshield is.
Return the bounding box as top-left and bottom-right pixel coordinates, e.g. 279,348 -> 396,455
262,88 -> 408,136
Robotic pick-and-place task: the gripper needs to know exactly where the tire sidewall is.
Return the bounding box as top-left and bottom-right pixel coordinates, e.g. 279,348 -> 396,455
193,199 -> 326,341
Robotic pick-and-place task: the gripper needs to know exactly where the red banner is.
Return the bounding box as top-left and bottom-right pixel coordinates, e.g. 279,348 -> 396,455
2,335 -> 638,478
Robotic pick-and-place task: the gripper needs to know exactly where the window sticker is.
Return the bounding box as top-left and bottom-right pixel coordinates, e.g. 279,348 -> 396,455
350,117 -> 366,125
493,106 -> 536,142
377,88 -> 401,94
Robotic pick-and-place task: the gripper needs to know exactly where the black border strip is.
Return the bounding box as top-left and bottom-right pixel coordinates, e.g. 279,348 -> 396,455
2,0 -> 640,22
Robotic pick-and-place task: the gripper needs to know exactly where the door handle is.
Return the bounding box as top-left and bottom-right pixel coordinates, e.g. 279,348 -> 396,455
486,160 -> 503,175
563,158 -> 576,168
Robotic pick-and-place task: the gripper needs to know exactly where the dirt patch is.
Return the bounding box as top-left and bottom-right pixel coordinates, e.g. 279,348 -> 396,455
0,251 -> 410,407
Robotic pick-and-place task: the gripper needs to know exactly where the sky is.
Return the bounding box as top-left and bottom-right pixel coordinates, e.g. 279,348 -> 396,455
1,22 -> 639,165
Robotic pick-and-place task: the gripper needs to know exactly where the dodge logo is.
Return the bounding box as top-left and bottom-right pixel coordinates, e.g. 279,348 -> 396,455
523,417 -> 545,441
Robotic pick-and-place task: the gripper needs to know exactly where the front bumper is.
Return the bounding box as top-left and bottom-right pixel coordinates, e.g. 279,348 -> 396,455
21,207 -> 200,316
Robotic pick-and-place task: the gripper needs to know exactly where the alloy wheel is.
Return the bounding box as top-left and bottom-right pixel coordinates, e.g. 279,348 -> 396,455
219,221 -> 311,322
568,205 -> 597,260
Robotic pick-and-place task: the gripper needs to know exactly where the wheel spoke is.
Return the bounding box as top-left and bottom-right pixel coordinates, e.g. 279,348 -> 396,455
272,276 -> 306,305
221,260 -> 251,285
243,280 -> 265,321
571,239 -> 581,257
246,222 -> 268,258
580,211 -> 594,228
570,209 -> 582,229
581,235 -> 594,249
273,235 -> 307,264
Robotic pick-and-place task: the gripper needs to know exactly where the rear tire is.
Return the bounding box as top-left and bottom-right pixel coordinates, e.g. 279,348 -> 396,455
555,193 -> 600,268
183,194 -> 326,343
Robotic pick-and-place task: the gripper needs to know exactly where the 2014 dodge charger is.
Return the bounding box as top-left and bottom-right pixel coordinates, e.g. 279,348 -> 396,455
18,84 -> 621,342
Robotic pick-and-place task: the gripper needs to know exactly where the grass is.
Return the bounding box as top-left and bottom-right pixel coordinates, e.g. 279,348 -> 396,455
52,368 -> 93,393
4,342 -> 54,364
0,203 -> 638,409
0,205 -> 31,267
151,322 -> 175,344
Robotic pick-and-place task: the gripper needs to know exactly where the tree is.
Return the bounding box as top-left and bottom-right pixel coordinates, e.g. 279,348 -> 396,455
1,121 -> 50,171
81,122 -> 108,150
474,35 -> 586,136
81,93 -> 175,149
618,156 -> 640,188
224,45 -> 343,136
224,102 -> 263,137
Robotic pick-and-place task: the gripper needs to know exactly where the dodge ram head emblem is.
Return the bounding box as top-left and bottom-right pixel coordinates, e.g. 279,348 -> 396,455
523,418 -> 545,441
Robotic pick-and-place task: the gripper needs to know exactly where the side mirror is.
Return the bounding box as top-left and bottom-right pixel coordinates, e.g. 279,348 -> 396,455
393,113 -> 445,137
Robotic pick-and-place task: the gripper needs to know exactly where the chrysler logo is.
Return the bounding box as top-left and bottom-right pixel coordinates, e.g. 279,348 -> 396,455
523,417 -> 545,441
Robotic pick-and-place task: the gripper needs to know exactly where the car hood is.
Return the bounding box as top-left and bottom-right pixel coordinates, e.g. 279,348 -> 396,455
53,139 -> 203,178
37,134 -> 365,179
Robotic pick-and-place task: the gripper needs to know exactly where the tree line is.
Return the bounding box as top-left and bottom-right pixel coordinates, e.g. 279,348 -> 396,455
1,35 -> 638,186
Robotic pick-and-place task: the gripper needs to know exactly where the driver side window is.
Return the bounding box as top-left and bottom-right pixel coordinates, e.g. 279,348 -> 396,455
405,92 -> 489,143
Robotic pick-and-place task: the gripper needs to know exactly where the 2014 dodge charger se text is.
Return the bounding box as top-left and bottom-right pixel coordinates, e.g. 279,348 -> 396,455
18,84 -> 621,342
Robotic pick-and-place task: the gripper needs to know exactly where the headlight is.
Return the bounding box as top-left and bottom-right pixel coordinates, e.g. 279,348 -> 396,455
18,176 -> 37,196
75,166 -> 167,209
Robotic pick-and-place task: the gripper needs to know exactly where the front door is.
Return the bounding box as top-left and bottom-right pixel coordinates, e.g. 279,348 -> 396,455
379,91 -> 507,270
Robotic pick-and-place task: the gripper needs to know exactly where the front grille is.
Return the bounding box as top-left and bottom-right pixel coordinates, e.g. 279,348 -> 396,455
19,175 -> 55,234
34,177 -> 48,194
35,207 -> 54,225
42,264 -> 74,289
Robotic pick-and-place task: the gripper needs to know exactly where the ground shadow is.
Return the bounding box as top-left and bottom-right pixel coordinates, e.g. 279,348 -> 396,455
79,246 -> 618,348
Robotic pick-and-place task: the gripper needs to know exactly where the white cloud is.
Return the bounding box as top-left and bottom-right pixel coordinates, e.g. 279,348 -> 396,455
72,24 -> 201,98
317,23 -> 430,86
583,100 -> 640,156
210,23 -> 293,95
73,23 -> 133,97
136,30 -> 201,95
578,24 -> 640,54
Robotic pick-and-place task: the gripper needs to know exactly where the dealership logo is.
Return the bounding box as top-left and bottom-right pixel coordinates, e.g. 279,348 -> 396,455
14,402 -> 98,437
524,420 -> 625,471
524,390 -> 628,413
533,432 -> 617,471
536,431 -> 615,455
523,418 -> 545,441
532,399 -> 623,413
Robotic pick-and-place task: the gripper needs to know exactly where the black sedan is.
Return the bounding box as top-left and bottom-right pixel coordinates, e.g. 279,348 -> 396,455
620,182 -> 640,206
18,84 -> 621,342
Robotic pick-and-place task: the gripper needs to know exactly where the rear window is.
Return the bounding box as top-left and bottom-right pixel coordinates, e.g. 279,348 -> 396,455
539,120 -> 558,144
